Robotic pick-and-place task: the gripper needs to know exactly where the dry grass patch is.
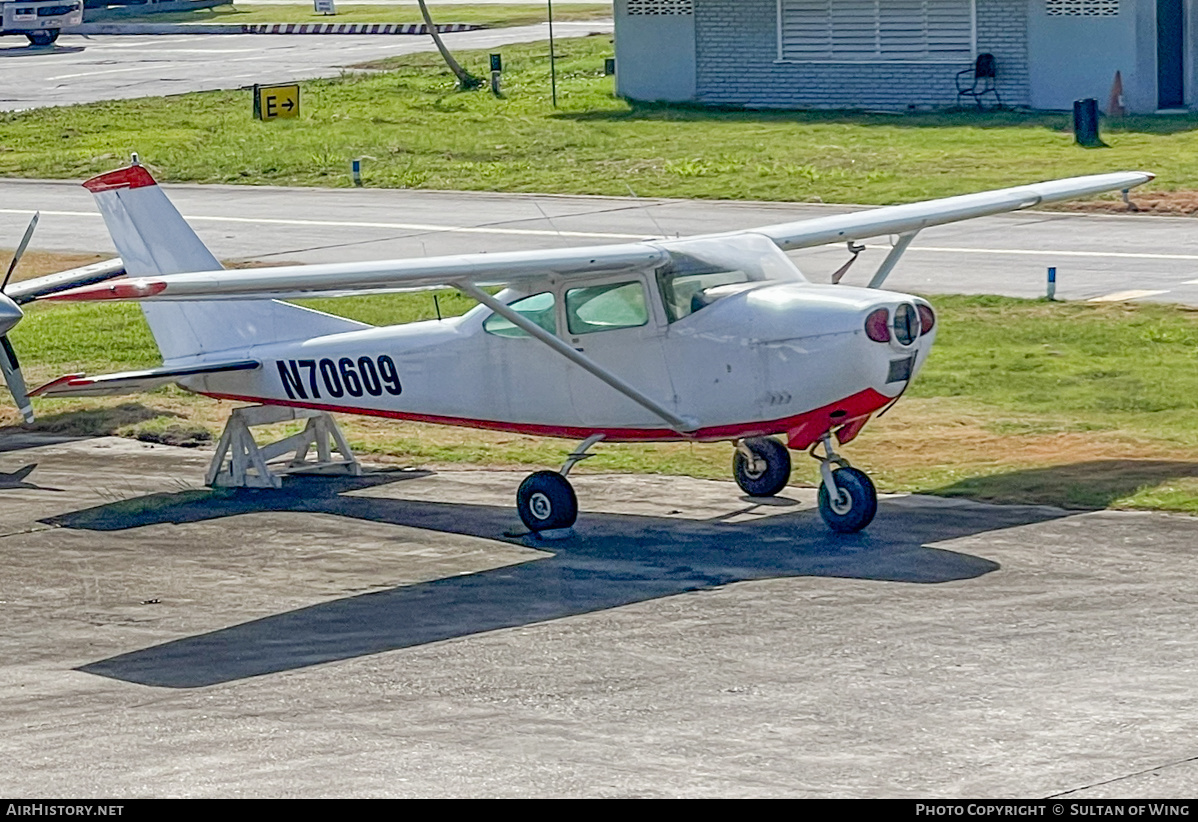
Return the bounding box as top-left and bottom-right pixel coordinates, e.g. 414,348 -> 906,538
1056,188 -> 1198,216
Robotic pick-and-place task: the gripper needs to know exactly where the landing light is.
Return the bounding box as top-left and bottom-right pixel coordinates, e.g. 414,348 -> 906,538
917,303 -> 935,336
864,308 -> 890,343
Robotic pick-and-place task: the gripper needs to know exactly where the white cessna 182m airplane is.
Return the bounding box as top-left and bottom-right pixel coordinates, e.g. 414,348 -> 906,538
0,163 -> 1152,534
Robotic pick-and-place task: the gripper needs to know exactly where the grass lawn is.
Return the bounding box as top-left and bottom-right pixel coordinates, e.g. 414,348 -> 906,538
4,287 -> 1197,515
3,36 -> 1198,204
105,3 -> 610,28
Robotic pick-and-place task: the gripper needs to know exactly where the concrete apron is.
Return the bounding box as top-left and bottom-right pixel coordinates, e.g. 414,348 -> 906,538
1,435 -> 1196,797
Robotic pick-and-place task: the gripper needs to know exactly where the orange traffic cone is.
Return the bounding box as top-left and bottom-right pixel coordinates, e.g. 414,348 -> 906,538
1108,71 -> 1126,117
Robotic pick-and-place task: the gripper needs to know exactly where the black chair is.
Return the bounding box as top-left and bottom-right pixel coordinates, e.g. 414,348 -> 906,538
956,53 -> 1002,109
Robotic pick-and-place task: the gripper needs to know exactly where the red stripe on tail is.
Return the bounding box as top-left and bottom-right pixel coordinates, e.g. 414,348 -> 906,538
82,165 -> 157,193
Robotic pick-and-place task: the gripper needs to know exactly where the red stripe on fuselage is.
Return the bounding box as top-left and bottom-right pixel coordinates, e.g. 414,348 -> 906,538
198,388 -> 891,444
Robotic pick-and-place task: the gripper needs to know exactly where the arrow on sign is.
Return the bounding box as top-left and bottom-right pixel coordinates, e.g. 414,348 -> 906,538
282,99 -> 295,111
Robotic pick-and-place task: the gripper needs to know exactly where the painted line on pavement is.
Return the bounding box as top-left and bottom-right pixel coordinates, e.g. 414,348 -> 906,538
1087,290 -> 1170,302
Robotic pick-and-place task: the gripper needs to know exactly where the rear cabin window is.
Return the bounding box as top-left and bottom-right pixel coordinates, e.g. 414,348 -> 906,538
483,292 -> 557,338
565,281 -> 649,335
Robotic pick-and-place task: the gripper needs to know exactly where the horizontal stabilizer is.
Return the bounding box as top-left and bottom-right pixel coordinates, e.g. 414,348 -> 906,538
31,360 -> 259,398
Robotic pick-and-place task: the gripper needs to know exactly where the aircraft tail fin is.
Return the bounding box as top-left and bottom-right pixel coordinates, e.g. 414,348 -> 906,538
83,162 -> 366,363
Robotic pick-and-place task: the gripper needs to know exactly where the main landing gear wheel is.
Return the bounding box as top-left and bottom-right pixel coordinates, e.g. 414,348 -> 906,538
517,470 -> 578,532
817,466 -> 877,534
733,436 -> 791,497
26,30 -> 58,46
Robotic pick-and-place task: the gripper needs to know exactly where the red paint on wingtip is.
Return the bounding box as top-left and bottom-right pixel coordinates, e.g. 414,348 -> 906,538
29,373 -> 87,398
45,280 -> 167,302
82,165 -> 158,193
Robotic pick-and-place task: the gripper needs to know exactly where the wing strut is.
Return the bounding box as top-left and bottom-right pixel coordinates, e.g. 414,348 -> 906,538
866,231 -> 918,290
456,283 -> 698,434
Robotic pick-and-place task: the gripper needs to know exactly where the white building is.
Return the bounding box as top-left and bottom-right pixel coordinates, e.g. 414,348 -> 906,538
613,0 -> 1193,113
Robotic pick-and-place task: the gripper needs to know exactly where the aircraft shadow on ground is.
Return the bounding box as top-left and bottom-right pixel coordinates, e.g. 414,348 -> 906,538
45,470 -> 1064,689
0,404 -> 181,453
0,463 -> 61,491
929,459 -> 1198,510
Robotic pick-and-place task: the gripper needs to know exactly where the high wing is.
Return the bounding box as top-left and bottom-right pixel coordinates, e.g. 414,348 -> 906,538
47,243 -> 670,302
753,172 -> 1152,250
46,171 -> 1152,304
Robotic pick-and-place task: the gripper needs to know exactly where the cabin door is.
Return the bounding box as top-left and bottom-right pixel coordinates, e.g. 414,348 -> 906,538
561,276 -> 676,430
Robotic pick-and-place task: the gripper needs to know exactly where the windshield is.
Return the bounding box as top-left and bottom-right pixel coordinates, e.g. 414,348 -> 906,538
655,233 -> 805,322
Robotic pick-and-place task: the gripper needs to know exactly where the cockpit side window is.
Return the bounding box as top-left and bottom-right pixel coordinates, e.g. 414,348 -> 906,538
565,280 -> 649,335
483,292 -> 557,338
656,268 -> 751,323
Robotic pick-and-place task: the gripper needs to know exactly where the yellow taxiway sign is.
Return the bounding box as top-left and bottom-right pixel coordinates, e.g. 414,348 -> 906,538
254,84 -> 300,120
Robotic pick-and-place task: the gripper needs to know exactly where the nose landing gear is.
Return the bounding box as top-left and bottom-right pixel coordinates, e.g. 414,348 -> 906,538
811,434 -> 877,533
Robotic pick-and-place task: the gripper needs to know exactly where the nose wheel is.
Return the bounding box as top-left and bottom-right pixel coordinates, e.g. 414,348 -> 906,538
812,434 -> 877,533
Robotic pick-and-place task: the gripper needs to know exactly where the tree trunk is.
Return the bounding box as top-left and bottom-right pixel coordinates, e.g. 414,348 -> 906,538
416,0 -> 481,90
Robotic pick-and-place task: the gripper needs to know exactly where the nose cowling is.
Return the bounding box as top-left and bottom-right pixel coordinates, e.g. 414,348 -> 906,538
737,282 -> 934,348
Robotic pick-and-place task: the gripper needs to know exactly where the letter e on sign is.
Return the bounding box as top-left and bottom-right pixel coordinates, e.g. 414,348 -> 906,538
255,84 -> 301,121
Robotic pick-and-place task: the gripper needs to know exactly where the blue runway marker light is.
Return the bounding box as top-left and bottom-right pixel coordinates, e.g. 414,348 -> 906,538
1047,266 -> 1056,301
352,159 -> 362,187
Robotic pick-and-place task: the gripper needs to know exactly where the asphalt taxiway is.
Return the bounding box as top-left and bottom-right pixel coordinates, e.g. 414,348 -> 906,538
1,435 -> 1196,797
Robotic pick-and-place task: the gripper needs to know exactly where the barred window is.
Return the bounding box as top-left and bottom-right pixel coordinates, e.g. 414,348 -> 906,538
779,0 -> 975,62
627,0 -> 694,15
1045,0 -> 1119,15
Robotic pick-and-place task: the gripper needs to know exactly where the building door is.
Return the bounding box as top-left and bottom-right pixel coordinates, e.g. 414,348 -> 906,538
1158,0 -> 1185,108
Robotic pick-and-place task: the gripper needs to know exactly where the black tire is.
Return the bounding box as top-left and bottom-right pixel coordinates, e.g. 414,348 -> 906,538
817,467 -> 877,533
733,436 -> 791,497
27,30 -> 58,46
516,470 -> 578,532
